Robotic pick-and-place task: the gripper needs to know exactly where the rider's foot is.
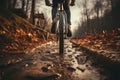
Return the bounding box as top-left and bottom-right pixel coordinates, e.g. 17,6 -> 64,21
67,25 -> 72,37
51,23 -> 56,34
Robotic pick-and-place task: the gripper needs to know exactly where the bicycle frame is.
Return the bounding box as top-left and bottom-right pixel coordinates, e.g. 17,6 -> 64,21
55,3 -> 68,34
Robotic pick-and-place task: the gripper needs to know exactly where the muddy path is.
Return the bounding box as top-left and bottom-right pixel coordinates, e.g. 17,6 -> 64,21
0,40 -> 119,80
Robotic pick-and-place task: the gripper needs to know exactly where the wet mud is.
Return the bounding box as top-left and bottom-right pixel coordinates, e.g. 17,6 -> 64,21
0,40 -> 120,80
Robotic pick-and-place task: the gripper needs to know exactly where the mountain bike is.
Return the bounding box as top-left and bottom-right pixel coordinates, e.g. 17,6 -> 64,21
55,3 -> 68,54
51,2 -> 68,54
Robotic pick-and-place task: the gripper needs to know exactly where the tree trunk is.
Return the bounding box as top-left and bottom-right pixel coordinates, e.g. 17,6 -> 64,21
0,0 -> 7,8
22,0 -> 25,11
83,0 -> 90,33
31,0 -> 36,25
26,0 -> 29,13
110,0 -> 120,29
13,0 -> 17,8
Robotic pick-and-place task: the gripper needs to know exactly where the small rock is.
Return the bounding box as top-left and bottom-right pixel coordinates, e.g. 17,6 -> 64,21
25,64 -> 29,67
67,67 -> 76,72
68,49 -> 72,52
72,44 -> 78,48
33,61 -> 37,65
38,52 -> 41,54
46,50 -> 51,53
72,60 -> 75,62
47,64 -> 53,69
76,55 -> 87,64
77,67 -> 85,72
41,67 -> 49,72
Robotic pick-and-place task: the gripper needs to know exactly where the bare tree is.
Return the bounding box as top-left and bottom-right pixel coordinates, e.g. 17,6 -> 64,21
91,0 -> 113,32
11,0 -> 17,8
93,0 -> 102,32
94,0 -> 102,19
25,0 -> 30,13
82,0 -> 91,33
110,0 -> 120,29
0,0 -> 7,8
22,0 -> 25,11
31,0 -> 36,24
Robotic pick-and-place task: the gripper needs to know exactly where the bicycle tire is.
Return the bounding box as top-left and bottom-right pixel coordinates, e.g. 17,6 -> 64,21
59,12 -> 64,54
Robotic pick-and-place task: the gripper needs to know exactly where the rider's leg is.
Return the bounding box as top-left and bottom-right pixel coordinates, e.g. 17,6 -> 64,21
51,7 -> 58,33
63,2 -> 71,25
63,3 -> 72,37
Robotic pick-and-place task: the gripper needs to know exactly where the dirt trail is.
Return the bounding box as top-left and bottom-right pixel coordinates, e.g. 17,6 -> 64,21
0,40 -> 109,80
